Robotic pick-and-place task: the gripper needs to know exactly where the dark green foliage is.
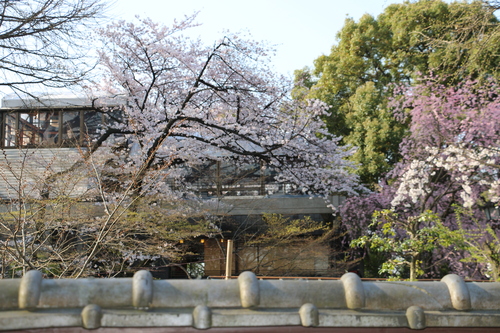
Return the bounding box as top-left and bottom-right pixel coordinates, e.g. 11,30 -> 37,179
294,0 -> 500,187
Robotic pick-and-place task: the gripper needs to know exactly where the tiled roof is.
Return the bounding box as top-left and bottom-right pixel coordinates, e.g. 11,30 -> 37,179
0,93 -> 125,109
1,270 -> 500,331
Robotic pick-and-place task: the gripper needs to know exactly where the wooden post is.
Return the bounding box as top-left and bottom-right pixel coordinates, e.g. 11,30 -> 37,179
225,240 -> 233,280
259,160 -> 265,195
216,160 -> 221,197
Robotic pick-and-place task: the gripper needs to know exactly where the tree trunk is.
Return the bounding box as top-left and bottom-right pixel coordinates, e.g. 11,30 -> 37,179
410,256 -> 417,281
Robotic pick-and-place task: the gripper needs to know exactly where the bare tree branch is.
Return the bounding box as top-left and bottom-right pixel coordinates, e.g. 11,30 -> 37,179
0,0 -> 107,93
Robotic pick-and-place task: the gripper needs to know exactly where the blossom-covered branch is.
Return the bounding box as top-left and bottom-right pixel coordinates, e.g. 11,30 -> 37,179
93,16 -> 361,199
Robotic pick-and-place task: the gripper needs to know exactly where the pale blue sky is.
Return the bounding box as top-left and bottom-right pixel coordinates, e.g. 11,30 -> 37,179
108,0 -> 406,77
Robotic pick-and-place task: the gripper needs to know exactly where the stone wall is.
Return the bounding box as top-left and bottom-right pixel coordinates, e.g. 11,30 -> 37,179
1,270 -> 500,331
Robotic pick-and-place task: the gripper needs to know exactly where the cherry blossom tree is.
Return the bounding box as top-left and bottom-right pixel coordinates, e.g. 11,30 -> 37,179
1,15 -> 362,278
346,76 -> 500,280
14,15 -> 359,278
390,77 -> 500,209
91,15 -> 361,200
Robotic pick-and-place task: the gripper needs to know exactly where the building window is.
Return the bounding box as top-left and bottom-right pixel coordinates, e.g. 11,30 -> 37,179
0,109 -> 105,148
4,113 -> 16,147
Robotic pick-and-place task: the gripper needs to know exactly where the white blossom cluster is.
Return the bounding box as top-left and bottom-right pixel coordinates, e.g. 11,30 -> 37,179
391,159 -> 432,207
392,144 -> 500,209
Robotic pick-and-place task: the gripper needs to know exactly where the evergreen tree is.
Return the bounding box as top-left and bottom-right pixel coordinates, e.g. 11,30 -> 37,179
295,0 -> 500,186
